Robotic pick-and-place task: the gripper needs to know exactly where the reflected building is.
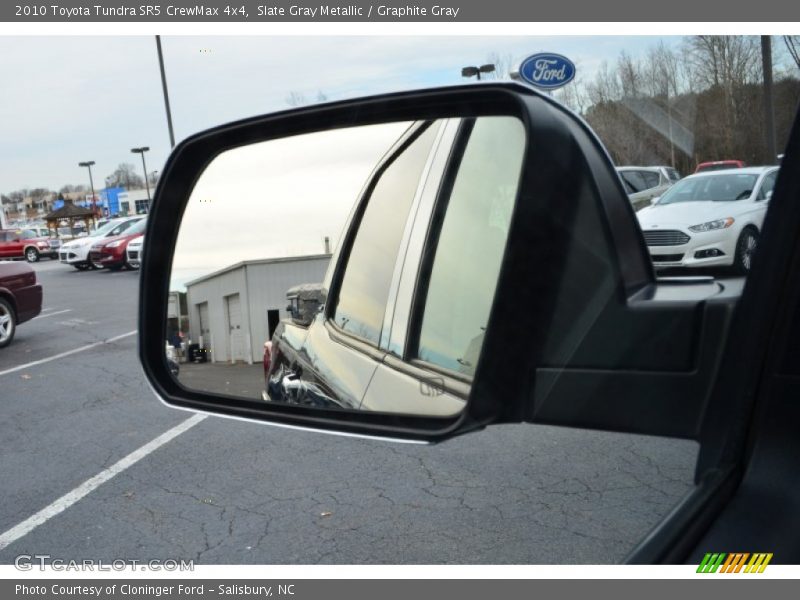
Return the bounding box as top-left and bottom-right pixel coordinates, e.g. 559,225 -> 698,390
183,254 -> 331,364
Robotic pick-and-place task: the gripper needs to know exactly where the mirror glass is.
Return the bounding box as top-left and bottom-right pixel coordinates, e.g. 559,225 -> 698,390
168,116 -> 526,418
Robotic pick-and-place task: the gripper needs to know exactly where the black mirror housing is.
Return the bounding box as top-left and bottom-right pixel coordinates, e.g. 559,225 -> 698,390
139,82 -> 652,443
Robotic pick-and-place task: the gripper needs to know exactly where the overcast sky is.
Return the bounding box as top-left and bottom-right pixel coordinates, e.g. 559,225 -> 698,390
0,35 -> 684,195
170,121 -> 411,289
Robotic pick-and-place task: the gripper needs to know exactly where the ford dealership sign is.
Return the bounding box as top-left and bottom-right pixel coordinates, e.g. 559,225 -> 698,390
518,53 -> 576,90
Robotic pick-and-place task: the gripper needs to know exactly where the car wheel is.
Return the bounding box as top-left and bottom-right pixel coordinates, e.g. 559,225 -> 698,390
734,228 -> 758,274
0,297 -> 16,349
73,263 -> 90,271
25,247 -> 39,263
108,264 -> 123,272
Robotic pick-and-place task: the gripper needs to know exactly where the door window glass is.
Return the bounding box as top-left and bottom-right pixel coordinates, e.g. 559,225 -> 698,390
416,117 -> 525,376
640,170 -> 660,189
334,123 -> 438,345
619,170 -> 646,192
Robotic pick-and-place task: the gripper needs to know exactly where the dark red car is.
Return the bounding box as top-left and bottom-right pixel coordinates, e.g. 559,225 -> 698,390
88,219 -> 146,270
0,261 -> 43,348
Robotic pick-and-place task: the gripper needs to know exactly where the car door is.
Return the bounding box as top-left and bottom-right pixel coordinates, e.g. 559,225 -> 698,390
5,231 -> 25,258
632,121 -> 800,563
268,120 -> 448,410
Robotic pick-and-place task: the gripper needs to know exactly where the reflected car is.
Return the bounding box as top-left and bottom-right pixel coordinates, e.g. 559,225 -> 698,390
637,167 -> 779,272
616,166 -> 680,211
59,217 -> 143,270
0,261 -> 43,348
264,284 -> 332,407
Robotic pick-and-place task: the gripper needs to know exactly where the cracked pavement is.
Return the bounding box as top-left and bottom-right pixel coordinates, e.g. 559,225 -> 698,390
0,260 -> 699,563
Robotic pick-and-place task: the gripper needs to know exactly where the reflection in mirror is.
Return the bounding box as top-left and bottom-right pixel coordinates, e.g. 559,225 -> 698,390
168,116 -> 527,418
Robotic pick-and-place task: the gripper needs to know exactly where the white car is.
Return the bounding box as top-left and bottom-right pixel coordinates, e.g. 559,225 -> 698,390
126,236 -> 143,269
59,217 -> 143,270
637,167 -> 779,273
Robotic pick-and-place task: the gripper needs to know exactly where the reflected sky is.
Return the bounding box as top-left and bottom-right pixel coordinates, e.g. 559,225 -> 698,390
170,121 -> 411,290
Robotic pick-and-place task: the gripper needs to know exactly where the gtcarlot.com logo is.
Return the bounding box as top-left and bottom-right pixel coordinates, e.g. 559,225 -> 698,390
14,554 -> 194,571
697,552 -> 773,573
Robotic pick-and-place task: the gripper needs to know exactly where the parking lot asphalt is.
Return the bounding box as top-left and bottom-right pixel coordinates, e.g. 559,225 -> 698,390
0,259 -> 713,564
178,362 -> 264,399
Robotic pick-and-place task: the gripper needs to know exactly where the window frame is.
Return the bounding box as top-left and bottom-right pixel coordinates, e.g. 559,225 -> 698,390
404,117 -> 516,382
325,120 -> 445,352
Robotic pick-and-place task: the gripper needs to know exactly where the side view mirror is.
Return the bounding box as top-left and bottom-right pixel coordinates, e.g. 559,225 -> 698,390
765,190 -> 773,200
287,283 -> 326,327
139,83 -> 655,443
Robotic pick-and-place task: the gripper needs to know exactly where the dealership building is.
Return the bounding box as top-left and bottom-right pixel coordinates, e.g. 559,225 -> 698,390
184,254 -> 331,364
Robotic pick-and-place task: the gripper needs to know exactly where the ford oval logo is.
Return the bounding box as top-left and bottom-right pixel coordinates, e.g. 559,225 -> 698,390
518,53 -> 576,90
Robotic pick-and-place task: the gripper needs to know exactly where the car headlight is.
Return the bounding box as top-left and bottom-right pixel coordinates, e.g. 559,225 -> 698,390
688,217 -> 735,233
107,240 -> 124,248
37,241 -> 49,248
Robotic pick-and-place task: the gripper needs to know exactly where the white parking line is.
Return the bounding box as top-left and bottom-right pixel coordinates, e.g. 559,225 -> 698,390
0,413 -> 207,551
32,309 -> 72,320
0,330 -> 137,377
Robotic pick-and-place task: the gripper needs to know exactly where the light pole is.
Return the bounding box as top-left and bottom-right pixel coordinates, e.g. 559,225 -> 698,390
155,36 -> 176,149
462,64 -> 495,81
131,147 -> 151,209
761,36 -> 777,163
78,160 -> 97,216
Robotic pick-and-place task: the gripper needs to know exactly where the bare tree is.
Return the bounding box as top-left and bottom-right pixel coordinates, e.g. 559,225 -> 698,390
286,90 -> 329,106
684,36 -> 761,89
617,51 -> 643,98
554,74 -> 587,114
285,91 -> 307,106
483,52 -> 516,80
785,36 -> 800,71
59,184 -> 87,195
105,163 -> 144,189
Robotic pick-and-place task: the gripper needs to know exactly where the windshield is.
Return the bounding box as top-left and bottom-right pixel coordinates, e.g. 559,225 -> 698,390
90,220 -> 124,237
656,173 -> 759,204
127,219 -> 147,235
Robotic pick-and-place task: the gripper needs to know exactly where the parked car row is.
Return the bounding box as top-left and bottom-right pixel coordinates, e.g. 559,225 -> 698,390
614,160 -> 777,273
59,216 -> 146,271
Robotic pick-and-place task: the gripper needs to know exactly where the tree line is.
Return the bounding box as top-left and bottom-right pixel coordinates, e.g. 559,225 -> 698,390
560,37 -> 800,173
2,163 -> 157,209
494,36 -> 800,174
